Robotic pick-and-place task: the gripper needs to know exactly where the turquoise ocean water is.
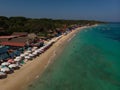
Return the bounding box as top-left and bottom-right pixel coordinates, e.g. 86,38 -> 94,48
28,23 -> 120,90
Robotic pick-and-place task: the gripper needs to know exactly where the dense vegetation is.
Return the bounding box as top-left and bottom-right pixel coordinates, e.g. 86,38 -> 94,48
0,16 -> 104,36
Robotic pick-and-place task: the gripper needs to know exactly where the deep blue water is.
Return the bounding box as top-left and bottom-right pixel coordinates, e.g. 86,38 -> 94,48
28,23 -> 120,90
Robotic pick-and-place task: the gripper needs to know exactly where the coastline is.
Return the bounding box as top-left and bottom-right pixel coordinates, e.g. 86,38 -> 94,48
0,26 -> 88,90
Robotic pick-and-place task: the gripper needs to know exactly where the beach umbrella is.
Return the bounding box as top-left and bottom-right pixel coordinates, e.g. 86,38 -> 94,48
15,56 -> 22,61
14,58 -> 21,62
1,67 -> 10,72
0,71 -> 7,78
24,52 -> 29,55
16,56 -> 21,59
27,47 -> 32,51
32,47 -> 38,51
1,62 -> 10,66
32,52 -> 38,55
37,49 -> 41,52
33,47 -> 38,49
38,48 -> 44,52
0,65 -> 6,68
32,48 -> 36,51
51,39 -> 56,43
34,50 -> 39,53
35,50 -> 40,54
42,45 -> 47,49
36,50 -> 41,54
7,59 -> 14,63
0,59 -> 4,62
20,54 -> 26,57
40,47 -> 44,49
8,64 -> 18,68
41,46 -> 46,50
38,48 -> 42,51
39,46 -> 45,51
0,71 -> 6,76
28,54 -> 34,57
24,56 -> 31,59
27,50 -> 32,53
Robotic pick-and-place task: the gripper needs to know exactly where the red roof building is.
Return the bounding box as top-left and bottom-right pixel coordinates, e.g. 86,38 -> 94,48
12,32 -> 28,37
1,42 -> 26,47
0,36 -> 28,47
0,36 -> 17,39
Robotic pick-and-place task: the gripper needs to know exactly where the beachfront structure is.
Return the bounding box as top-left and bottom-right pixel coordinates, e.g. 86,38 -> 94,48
0,32 -> 44,47
0,32 -> 45,61
0,35 -> 27,47
0,32 -> 29,47
12,32 -> 28,37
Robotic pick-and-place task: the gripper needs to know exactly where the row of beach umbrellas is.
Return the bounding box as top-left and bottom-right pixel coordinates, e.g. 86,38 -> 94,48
0,63 -> 19,71
0,47 -> 40,76
0,39 -> 59,78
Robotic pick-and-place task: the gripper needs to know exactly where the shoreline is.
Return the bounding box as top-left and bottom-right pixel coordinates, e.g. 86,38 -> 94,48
0,26 -> 90,90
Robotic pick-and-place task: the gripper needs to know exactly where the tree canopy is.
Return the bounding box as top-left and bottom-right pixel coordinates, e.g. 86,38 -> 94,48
0,16 -> 104,36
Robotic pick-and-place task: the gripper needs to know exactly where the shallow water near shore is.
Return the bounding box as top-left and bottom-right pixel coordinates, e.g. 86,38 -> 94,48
27,23 -> 120,90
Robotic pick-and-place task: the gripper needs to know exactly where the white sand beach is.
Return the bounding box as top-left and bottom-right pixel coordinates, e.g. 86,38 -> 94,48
0,27 -> 86,90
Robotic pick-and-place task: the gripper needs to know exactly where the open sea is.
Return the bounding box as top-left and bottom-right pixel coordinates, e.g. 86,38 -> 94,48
27,23 -> 120,90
